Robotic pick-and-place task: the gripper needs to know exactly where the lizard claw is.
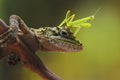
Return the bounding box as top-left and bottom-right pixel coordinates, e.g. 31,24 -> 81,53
7,52 -> 20,66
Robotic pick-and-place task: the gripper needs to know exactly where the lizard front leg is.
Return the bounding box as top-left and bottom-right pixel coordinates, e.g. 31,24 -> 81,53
10,15 -> 39,52
9,15 -> 62,80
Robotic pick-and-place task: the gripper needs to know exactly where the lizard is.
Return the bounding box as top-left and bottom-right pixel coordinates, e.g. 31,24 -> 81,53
0,11 -> 93,80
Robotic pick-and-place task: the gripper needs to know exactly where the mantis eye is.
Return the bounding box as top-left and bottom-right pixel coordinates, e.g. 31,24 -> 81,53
59,30 -> 69,37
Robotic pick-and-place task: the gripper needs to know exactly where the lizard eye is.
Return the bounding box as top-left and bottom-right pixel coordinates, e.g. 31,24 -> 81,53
59,30 -> 69,37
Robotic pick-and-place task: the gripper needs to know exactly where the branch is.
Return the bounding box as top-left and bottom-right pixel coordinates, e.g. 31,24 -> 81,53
0,19 -> 9,60
9,38 -> 61,80
0,18 -> 61,80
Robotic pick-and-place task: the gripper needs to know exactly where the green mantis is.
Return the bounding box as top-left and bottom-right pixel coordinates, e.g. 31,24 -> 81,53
58,10 -> 94,36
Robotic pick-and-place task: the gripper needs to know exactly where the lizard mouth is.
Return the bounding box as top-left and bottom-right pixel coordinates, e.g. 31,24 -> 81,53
46,36 -> 83,52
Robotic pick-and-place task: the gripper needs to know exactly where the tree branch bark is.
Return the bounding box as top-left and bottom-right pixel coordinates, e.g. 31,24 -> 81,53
0,19 -> 61,80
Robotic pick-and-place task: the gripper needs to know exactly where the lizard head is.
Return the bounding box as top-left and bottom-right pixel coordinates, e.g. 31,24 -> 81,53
33,10 -> 93,52
35,26 -> 83,52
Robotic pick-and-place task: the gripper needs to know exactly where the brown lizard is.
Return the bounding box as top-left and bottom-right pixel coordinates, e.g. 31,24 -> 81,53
0,15 -> 83,80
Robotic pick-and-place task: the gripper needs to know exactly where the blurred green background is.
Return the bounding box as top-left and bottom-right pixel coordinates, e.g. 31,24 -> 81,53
0,0 -> 120,80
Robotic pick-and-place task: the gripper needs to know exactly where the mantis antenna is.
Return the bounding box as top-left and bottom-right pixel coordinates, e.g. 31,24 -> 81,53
93,7 -> 102,17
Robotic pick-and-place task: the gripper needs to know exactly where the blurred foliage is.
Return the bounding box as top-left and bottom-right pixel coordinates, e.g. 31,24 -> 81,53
0,0 -> 120,80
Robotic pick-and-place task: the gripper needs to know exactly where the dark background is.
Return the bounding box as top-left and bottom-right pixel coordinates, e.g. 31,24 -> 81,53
0,0 -> 120,80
